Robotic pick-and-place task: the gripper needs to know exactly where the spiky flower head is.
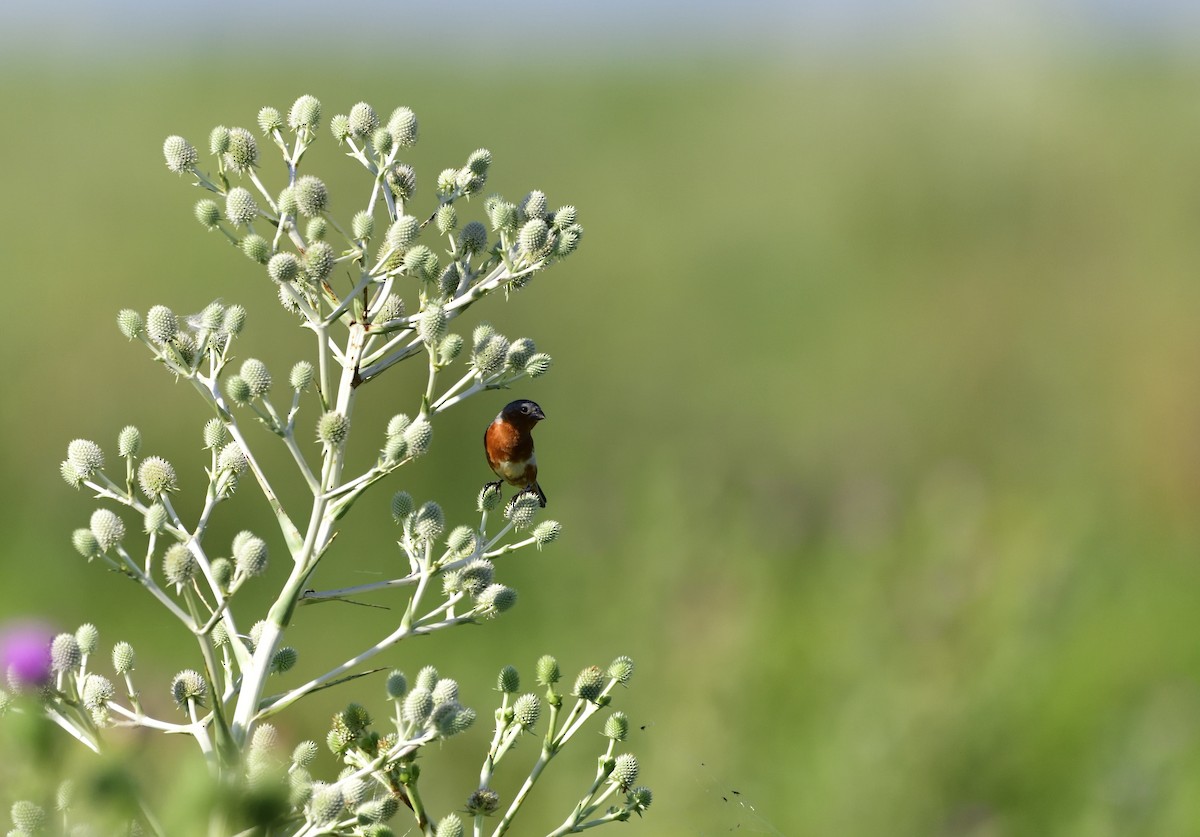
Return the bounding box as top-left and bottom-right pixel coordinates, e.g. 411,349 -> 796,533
555,224 -> 583,257
521,190 -> 548,220
415,665 -> 439,692
257,105 -> 283,134
573,666 -> 605,702
163,135 -> 198,173
532,520 -> 561,548
386,162 -> 417,200
50,633 -> 81,673
419,304 -> 447,345
224,127 -> 259,172
607,656 -> 635,685
518,218 -> 550,259
466,148 -> 492,177
117,308 -> 144,340
391,491 -> 414,523
352,210 -> 375,241
309,784 -> 344,827
385,414 -> 411,439
431,679 -> 458,708
487,200 -> 518,234
402,245 -> 438,282
81,673 -> 115,710
89,509 -> 125,551
71,528 -> 99,559
239,358 -> 272,398
203,417 -> 228,449
294,175 -> 329,217
387,106 -> 418,146
413,501 -> 445,542
477,482 -> 501,512
458,221 -> 488,256
455,167 -> 483,196
210,558 -> 233,591
223,303 -> 247,335
137,456 -> 178,498
473,333 -> 509,378
147,305 -> 179,344
497,665 -> 519,694
195,199 -> 221,230
171,669 -> 206,707
292,740 -> 319,767
438,333 -> 464,366
403,418 -> 432,458
233,531 -> 269,577
75,623 -> 99,655
55,780 -> 74,813
553,205 -> 578,229
143,503 -> 168,533
371,126 -> 395,156
446,526 -> 477,558
304,240 -> 334,281
117,426 -> 142,458
288,95 -> 321,131
437,167 -> 460,196
356,797 -> 400,826
225,187 -> 258,226
505,338 -> 536,370
525,353 -> 553,378
289,360 -> 315,391
306,216 -> 328,242
374,294 -> 404,322
514,693 -> 541,730
67,439 -> 105,480
402,687 -> 433,725
385,670 -> 408,700
630,786 -> 653,811
464,789 -> 500,816
249,722 -> 279,756
267,252 -> 301,284
385,217 -> 421,255
604,711 -> 630,741
112,641 -> 135,674
348,101 -> 379,138
276,186 -> 299,216
435,813 -> 465,837
240,233 -> 270,263
610,753 -> 640,790
209,125 -> 231,154
271,646 -> 298,674
10,800 -> 46,834
504,493 -> 540,529
317,411 -> 350,448
435,203 -> 457,235
476,584 -> 517,615
162,543 -> 197,587
456,559 -> 494,596
60,461 -> 82,489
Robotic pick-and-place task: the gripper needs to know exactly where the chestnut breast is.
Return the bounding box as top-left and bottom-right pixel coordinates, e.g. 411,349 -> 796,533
485,419 -> 538,487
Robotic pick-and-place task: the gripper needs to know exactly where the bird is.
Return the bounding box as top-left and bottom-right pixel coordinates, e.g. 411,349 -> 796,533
484,399 -> 547,507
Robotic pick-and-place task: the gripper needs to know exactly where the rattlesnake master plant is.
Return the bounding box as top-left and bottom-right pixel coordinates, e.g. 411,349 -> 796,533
2,95 -> 650,836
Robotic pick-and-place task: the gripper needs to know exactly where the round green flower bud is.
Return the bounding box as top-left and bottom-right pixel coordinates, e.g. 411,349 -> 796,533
356,797 -> 399,825
288,95 -> 321,131
630,785 -> 652,810
224,127 -> 259,172
386,163 -> 417,200
249,621 -> 267,648
573,666 -> 605,702
436,334 -> 464,367
504,493 -> 539,529
205,557 -> 230,592
521,190 -> 548,220
50,633 -> 81,673
249,723 -> 278,756
458,221 -> 488,257
240,233 -> 270,264
306,217 -> 328,243
413,501 -> 444,541
348,101 -> 379,138
292,740 -> 319,767
317,411 -> 349,448
505,338 -> 535,370
435,813 -> 464,837
385,670 -> 407,700
477,482 -> 501,512
115,427 -> 141,459
473,334 -> 509,378
513,693 -> 540,729
225,187 -> 258,227
464,788 -> 499,816
195,198 -> 222,230
403,418 -> 432,458
387,107 -> 418,147
603,711 -> 629,741
288,360 -> 314,392
431,678 -> 458,707
72,528 -> 99,559
466,148 -> 491,177
607,656 -> 634,685
497,665 -> 519,694
532,520 -> 561,548
385,215 -> 420,252
200,301 -> 229,330
391,491 -> 414,523
163,135 -> 198,173
209,125 -> 231,155
555,223 -> 583,257
455,167 -> 483,196
351,210 -> 375,241
10,801 -> 46,834
294,175 -> 328,217
211,621 -> 229,647
75,623 -> 99,656
174,332 -> 198,365
476,584 -> 517,614
239,359 -> 272,398
552,205 -> 577,229
458,559 -> 494,596
304,240 -> 334,281
525,353 -> 553,378
60,460 -> 82,489
162,543 -> 196,587
225,371 -> 252,405
326,724 -> 353,755
374,294 -> 404,322
233,532 -> 269,577
112,641 -> 135,674
137,456 -> 178,498
203,417 -> 227,449
371,126 -> 395,157
340,702 -> 372,732
143,503 -> 167,534
419,304 -> 447,345
430,700 -> 464,736
385,414 -> 411,439
81,673 -> 115,710
383,435 -> 407,465
402,687 -> 433,725
90,508 -> 125,551
435,204 -> 457,235
309,784 -> 344,826
55,780 -> 74,813
488,200 -> 518,234
436,167 -> 459,196
535,656 -> 560,686
117,308 -> 144,340
415,665 -> 438,692
329,113 -> 351,143
67,439 -> 105,479
223,304 -> 247,336
146,305 -> 178,345
518,218 -> 549,259
257,105 -> 283,134
276,185 -> 299,217
610,753 -> 639,789
267,252 -> 301,284
271,646 -> 297,674
446,526 -> 476,558
437,263 -> 460,297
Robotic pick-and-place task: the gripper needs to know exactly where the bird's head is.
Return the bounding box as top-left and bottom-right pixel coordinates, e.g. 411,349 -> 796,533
500,399 -> 545,426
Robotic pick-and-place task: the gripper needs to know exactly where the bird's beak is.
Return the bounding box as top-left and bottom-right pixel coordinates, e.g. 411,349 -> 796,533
534,407 -> 546,420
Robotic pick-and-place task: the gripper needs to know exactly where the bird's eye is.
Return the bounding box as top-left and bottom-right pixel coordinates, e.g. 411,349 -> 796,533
521,404 -> 531,414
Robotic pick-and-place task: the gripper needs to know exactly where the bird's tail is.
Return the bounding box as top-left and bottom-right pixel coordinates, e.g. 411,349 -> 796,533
532,482 -> 547,508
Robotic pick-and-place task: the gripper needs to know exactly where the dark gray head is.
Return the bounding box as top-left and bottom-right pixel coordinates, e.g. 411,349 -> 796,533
500,399 -> 545,425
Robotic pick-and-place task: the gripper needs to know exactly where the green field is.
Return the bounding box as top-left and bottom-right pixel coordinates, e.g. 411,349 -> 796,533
2,45 -> 1200,835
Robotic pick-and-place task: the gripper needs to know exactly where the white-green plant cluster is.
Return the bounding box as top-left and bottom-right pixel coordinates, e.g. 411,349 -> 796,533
3,95 -> 649,836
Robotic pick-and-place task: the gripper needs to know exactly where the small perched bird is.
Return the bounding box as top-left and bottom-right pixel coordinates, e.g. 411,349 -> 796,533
484,399 -> 547,507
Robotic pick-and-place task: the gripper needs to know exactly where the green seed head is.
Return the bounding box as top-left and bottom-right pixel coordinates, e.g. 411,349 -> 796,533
143,502 -> 168,533
67,439 -> 105,479
607,656 -> 635,685
521,190 -> 548,220
171,669 -> 207,707
146,305 -> 178,345
50,633 -> 81,673
518,218 -> 550,259
371,126 -> 395,156
603,711 -> 630,741
163,135 -> 198,173
504,493 -> 540,529
162,543 -> 197,587
267,252 -> 301,284
536,655 -> 561,686
292,740 -> 319,767
117,427 -> 141,458
306,216 -> 328,242
513,693 -> 540,729
225,186 -> 258,226
257,105 -> 283,134
532,520 -> 561,548
419,304 -> 447,345
403,419 -> 432,458
223,304 -> 248,335
72,528 -> 99,558
294,175 -> 329,217
413,501 -> 445,542
304,240 -> 334,281
289,360 -> 315,391
435,203 -> 457,235
476,583 -> 517,615
203,417 -> 228,449
233,532 -> 269,577
466,148 -> 492,177
402,687 -> 433,725
81,673 -> 115,710
112,641 -> 135,674
89,509 -> 125,551
194,198 -> 222,230
348,101 -> 379,138
435,813 -> 465,837
10,801 -> 46,834
505,337 -> 535,370
390,491 -> 414,523
239,358 -> 272,398
386,163 -> 417,200
209,125 -> 231,155
317,411 -> 350,448
271,646 -> 298,674
458,221 -> 488,256
224,127 -> 259,172
352,210 -> 375,241
464,788 -> 500,816
117,308 -> 144,340
137,456 -> 178,498
609,753 -> 639,790
240,233 -> 270,264
525,353 -> 553,378
387,106 -> 418,147
477,482 -> 501,512
573,666 -> 605,702
497,665 -> 519,694
288,95 -> 321,131
75,623 -> 99,655
385,670 -> 408,700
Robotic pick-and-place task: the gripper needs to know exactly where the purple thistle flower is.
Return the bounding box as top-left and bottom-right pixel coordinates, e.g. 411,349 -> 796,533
0,621 -> 54,687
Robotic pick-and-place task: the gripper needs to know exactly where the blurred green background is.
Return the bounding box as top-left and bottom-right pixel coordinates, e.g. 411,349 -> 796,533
4,6 -> 1200,835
